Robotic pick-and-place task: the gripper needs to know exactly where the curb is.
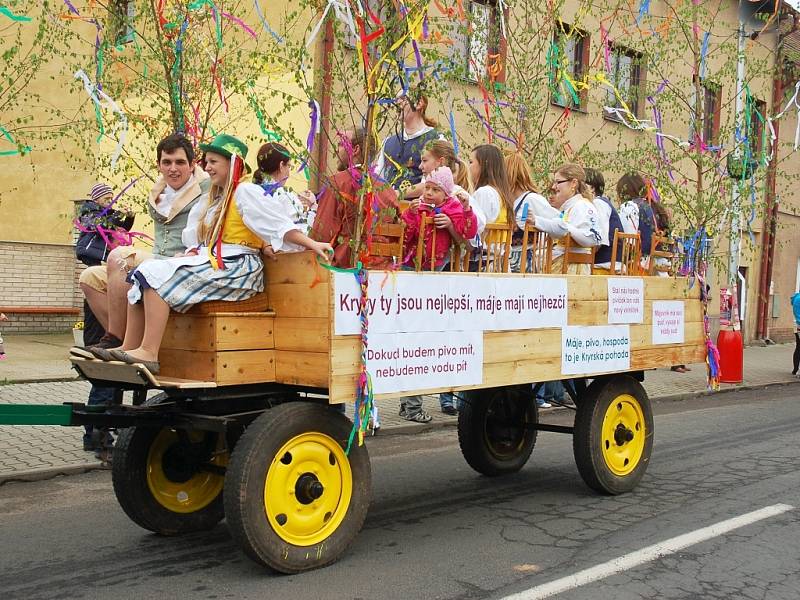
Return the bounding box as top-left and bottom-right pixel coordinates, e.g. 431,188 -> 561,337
3,376 -> 80,386
0,461 -> 107,486
651,378 -> 800,404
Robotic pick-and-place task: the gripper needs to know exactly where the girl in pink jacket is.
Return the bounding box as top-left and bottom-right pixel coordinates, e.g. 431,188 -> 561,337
401,166 -> 478,270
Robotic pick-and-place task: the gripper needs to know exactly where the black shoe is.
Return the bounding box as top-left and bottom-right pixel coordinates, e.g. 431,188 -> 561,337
441,406 -> 458,416
87,334 -> 123,359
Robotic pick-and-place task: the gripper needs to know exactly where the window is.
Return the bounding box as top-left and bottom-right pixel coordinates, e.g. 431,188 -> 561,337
750,98 -> 767,158
550,22 -> 589,110
605,45 -> 644,119
701,80 -> 722,145
109,0 -> 135,45
448,1 -> 505,82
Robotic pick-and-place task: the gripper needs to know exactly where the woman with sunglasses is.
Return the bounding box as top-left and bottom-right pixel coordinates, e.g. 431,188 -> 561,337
528,163 -> 601,275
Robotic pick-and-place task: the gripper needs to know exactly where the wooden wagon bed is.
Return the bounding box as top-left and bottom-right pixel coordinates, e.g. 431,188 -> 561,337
71,252 -> 706,398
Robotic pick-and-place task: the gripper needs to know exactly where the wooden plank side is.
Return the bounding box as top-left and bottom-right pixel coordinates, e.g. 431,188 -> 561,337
274,317 -> 328,352
162,315 -> 216,351
330,320 -> 705,372
265,251 -> 330,285
568,299 -> 705,326
275,351 -> 329,387
215,350 -> 275,385
215,314 -> 274,351
163,314 -> 274,351
160,349 -> 216,381
328,343 -> 706,404
269,283 -> 329,318
568,276 -> 701,301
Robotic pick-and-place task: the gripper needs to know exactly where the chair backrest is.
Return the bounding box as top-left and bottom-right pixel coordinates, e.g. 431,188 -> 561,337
371,221 -> 405,265
478,223 -> 512,273
561,235 -> 597,274
414,215 -> 437,272
610,230 -> 642,275
449,244 -> 472,272
520,224 -> 554,274
649,232 -> 677,276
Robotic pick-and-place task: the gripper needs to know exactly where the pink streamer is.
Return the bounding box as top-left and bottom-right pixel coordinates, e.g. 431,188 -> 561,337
221,10 -> 258,38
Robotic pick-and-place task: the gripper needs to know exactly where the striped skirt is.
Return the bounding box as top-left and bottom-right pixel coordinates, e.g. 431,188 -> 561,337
130,254 -> 264,313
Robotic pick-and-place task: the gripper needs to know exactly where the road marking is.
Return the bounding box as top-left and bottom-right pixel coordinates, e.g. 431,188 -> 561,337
501,503 -> 794,600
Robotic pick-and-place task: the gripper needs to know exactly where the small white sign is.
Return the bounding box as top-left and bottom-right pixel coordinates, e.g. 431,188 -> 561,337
366,331 -> 484,394
607,277 -> 644,323
652,301 -> 685,344
562,325 -> 631,375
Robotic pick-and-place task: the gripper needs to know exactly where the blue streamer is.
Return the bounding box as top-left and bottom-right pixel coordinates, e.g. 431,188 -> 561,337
449,110 -> 459,155
636,0 -> 651,24
699,31 -> 710,79
253,0 -> 284,43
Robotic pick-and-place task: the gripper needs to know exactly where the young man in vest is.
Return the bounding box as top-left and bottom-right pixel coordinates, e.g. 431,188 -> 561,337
73,133 -> 209,357
374,89 -> 444,199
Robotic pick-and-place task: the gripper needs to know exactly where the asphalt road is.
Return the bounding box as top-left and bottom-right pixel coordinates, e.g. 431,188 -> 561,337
0,387 -> 798,600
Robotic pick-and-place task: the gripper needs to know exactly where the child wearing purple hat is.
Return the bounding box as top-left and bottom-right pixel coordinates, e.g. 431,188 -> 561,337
400,166 -> 478,270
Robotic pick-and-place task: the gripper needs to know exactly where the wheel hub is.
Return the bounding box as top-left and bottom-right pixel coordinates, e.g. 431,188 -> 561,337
161,444 -> 200,483
613,423 -> 635,446
295,473 -> 325,504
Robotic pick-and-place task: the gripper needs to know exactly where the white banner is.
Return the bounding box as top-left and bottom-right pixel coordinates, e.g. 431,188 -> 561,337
366,331 -> 484,394
652,301 -> 685,344
562,325 -> 631,375
607,277 -> 644,323
334,272 -> 567,335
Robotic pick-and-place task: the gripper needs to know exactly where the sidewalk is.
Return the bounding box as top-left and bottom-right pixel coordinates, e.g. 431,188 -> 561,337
1,334 -> 798,483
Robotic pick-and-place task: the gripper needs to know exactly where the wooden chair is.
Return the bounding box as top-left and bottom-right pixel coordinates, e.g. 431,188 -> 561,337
478,223 -> 513,273
370,221 -> 405,265
649,232 -> 677,276
449,244 -> 472,272
561,235 -> 597,274
520,224 -> 554,274
610,231 -> 642,275
414,215 -> 437,272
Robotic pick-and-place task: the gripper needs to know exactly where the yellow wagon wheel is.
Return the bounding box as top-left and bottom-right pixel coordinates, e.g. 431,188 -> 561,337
573,376 -> 654,495
113,397 -> 228,534
224,403 -> 371,573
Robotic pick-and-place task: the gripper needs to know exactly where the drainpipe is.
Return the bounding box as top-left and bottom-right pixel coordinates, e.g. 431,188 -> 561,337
757,2 -> 793,339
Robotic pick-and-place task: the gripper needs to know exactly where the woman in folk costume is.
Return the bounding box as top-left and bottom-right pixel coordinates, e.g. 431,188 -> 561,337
529,163 -> 601,275
109,134 -> 332,373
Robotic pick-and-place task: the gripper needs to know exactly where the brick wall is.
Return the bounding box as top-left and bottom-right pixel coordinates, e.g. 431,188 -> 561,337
0,241 -> 85,333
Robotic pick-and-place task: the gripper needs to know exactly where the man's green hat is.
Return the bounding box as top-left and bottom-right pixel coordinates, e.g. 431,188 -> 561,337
199,134 -> 249,159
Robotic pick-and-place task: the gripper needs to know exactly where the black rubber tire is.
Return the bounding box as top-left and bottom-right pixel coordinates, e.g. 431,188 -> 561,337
573,375 -> 654,495
458,385 -> 538,476
112,396 -> 226,535
223,402 -> 371,573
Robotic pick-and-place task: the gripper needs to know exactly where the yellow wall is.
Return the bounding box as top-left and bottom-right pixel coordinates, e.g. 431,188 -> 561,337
0,0 -> 310,246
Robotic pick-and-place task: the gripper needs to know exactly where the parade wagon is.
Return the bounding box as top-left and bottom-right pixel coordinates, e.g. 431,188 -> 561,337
1,251 -> 706,573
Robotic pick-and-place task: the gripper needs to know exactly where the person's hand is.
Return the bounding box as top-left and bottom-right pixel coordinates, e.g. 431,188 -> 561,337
0,313 -> 7,322
173,248 -> 199,258
453,188 -> 470,206
409,197 -> 421,211
261,243 -> 277,261
311,241 -> 334,262
434,213 -> 452,230
298,190 -> 317,211
526,212 -> 536,226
